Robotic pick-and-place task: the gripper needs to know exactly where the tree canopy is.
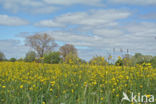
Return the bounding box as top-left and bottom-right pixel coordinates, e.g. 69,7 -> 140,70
0,51 -> 5,61
59,44 -> 77,60
25,33 -> 57,57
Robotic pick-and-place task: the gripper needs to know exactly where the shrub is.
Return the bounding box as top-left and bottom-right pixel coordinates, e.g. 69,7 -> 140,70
24,51 -> 36,62
44,52 -> 61,64
9,58 -> 16,62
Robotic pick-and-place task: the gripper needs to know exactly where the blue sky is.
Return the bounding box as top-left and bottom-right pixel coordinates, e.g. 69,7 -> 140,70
0,0 -> 156,60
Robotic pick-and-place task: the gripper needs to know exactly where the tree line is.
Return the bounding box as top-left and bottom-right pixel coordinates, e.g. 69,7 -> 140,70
0,33 -> 156,68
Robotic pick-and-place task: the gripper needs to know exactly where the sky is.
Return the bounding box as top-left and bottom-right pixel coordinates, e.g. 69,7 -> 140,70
0,0 -> 156,60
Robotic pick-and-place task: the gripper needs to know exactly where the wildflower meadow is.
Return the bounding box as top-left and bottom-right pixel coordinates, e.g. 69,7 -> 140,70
0,62 -> 155,104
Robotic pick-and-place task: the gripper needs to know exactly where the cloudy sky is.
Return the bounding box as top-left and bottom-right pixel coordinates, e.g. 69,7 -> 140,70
0,0 -> 156,60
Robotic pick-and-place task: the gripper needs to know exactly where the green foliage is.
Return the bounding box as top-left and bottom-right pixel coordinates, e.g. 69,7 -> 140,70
150,56 -> 156,68
9,58 -> 16,62
133,53 -> 144,64
64,52 -> 81,64
44,52 -> 61,64
115,59 -> 123,66
17,58 -> 24,62
122,54 -> 135,66
79,59 -> 87,64
90,56 -> 108,66
134,53 -> 142,58
0,62 -> 155,104
24,51 -> 36,62
115,53 -> 154,66
59,44 -> 77,61
133,53 -> 152,64
0,51 -> 5,61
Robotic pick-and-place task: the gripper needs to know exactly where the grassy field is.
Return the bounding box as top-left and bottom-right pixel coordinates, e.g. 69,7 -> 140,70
0,62 -> 155,104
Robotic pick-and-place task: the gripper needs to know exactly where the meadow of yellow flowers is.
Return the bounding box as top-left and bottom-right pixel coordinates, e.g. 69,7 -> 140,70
0,62 -> 155,104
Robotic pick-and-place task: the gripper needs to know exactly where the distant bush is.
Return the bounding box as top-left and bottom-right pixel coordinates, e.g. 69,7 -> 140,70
115,53 -> 154,66
90,56 -> 108,66
9,58 -> 16,62
63,52 -> 82,64
44,52 -> 61,64
24,51 -> 36,62
115,58 -> 123,66
17,58 -> 24,62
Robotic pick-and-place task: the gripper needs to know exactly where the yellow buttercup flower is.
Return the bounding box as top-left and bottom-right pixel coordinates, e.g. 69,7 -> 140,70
50,88 -> 53,92
42,102 -> 46,104
20,85 -> 23,89
146,95 -> 151,98
50,81 -> 55,86
2,86 -> 6,88
100,97 -> 104,100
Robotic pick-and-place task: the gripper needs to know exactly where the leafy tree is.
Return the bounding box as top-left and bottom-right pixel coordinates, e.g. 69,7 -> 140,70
9,58 -> 16,62
132,53 -> 153,65
90,56 -> 108,66
59,44 -> 77,61
24,51 -> 36,62
0,51 -> 5,61
143,55 -> 153,63
25,33 -> 57,57
64,52 -> 81,64
134,53 -> 142,58
44,52 -> 61,64
133,53 -> 144,64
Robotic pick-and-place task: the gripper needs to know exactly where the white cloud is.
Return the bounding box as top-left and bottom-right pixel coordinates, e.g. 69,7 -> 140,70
31,6 -> 59,14
36,9 -> 131,27
93,29 -> 123,37
43,0 -> 102,6
34,9 -> 156,57
0,0 -> 59,14
55,9 -> 130,26
2,21 -> 156,59
0,14 -> 29,26
140,13 -> 156,20
0,0 -> 103,14
0,39 -> 28,59
35,20 -> 65,27
110,0 -> 156,5
43,21 -> 156,57
0,0 -> 44,13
